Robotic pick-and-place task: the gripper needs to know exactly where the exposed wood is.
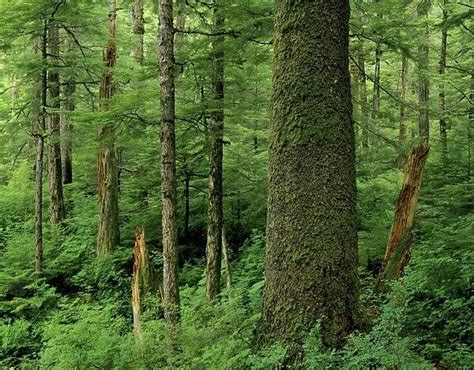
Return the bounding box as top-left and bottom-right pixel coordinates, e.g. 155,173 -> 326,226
376,143 -> 430,290
221,228 -> 232,289
131,226 -> 150,342
159,0 -> 180,325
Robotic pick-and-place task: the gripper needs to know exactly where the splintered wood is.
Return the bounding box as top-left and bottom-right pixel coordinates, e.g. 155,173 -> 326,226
376,143 -> 430,290
132,226 -> 150,341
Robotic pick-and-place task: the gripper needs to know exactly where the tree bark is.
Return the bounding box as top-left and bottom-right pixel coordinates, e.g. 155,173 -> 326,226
97,0 -> 120,257
221,228 -> 232,290
358,44 -> 370,148
132,226 -> 150,342
206,0 -> 225,301
159,0 -> 180,325
400,53 -> 409,146
371,42 -> 381,129
61,35 -> 75,185
439,1 -> 448,151
132,0 -> 145,65
260,0 -> 359,356
376,143 -> 430,290
33,23 -> 48,273
47,21 -> 66,224
418,3 -> 431,141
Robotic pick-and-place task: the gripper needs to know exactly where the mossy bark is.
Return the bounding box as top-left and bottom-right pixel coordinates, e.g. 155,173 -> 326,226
206,0 -> 225,301
97,0 -> 120,257
261,0 -> 359,355
47,21 -> 66,224
159,0 -> 180,325
417,3 -> 431,141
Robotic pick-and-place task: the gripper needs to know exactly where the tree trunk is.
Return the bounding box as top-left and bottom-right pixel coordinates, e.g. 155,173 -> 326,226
61,35 -> 75,185
132,0 -> 145,65
418,3 -> 431,141
132,226 -> 150,342
221,228 -> 232,289
358,44 -> 370,148
159,0 -> 180,325
97,0 -> 120,257
183,170 -> 190,242
371,42 -> 381,130
400,53 -> 409,146
33,23 -> 48,273
350,57 -> 361,141
376,143 -> 430,290
260,0 -> 359,356
206,0 -> 225,301
47,21 -> 66,224
439,2 -> 448,151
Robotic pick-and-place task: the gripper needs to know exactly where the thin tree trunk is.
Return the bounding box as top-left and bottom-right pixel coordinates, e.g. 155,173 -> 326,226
183,170 -> 190,242
376,143 -> 430,290
206,0 -> 225,301
260,0 -> 358,357
61,35 -> 75,185
358,44 -> 370,148
132,226 -> 150,342
350,57 -> 361,141
34,23 -> 48,273
47,21 -> 66,224
439,1 -> 448,151
371,42 -> 381,130
159,0 -> 180,325
418,3 -> 431,141
221,228 -> 232,289
400,53 -> 409,146
97,0 -> 120,257
132,0 -> 145,65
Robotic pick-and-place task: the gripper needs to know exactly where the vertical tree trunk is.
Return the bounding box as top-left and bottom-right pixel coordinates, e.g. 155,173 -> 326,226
47,21 -> 66,224
33,23 -> 48,273
260,0 -> 359,357
61,35 -> 75,185
132,227 -> 150,342
400,53 -> 409,146
376,143 -> 430,290
418,3 -> 431,141
159,0 -> 180,325
183,170 -> 190,242
206,0 -> 225,301
221,228 -> 232,289
358,44 -> 370,148
97,0 -> 120,257
132,0 -> 145,65
371,43 -> 381,130
439,1 -> 448,151
350,57 -> 361,141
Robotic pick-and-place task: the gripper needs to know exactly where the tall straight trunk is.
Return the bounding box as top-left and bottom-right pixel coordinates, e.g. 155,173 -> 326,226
159,0 -> 180,325
400,53 -> 409,146
97,0 -> 120,257
132,227 -> 150,341
132,0 -> 145,65
34,23 -> 48,273
358,44 -> 370,148
47,21 -> 66,224
418,2 -> 431,141
376,143 -> 430,290
206,0 -> 225,301
439,2 -> 448,151
183,170 -> 190,242
260,0 -> 358,357
350,57 -> 361,141
61,35 -> 75,185
371,42 -> 381,129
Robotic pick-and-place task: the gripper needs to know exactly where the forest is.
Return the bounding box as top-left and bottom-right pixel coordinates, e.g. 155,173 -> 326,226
0,0 -> 472,368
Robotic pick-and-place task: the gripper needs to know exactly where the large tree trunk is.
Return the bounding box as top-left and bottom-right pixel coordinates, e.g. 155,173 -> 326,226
260,0 -> 359,357
376,143 -> 430,290
206,0 -> 225,301
61,35 -> 75,185
418,3 -> 431,141
438,1 -> 448,151
33,23 -> 48,273
97,0 -> 120,257
132,0 -> 145,65
159,0 -> 180,325
132,227 -> 150,342
47,21 -> 66,224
